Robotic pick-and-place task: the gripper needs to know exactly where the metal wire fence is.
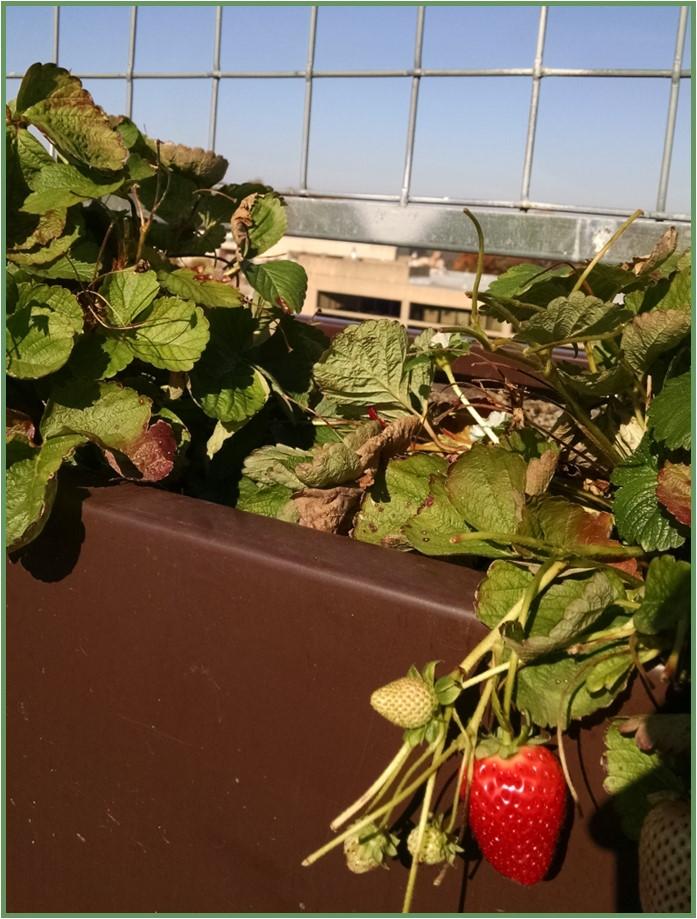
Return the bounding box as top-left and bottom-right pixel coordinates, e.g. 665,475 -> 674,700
6,5 -> 692,260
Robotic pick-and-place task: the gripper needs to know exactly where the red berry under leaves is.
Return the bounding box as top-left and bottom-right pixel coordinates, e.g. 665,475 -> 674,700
461,744 -> 568,886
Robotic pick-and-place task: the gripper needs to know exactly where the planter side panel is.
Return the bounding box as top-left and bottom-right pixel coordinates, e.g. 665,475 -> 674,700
7,483 -> 644,913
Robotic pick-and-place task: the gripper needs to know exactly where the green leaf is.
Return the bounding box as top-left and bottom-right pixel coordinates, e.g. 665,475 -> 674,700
65,333 -> 134,380
41,381 -> 152,452
634,555 -> 690,635
15,126 -> 54,183
612,439 -> 686,551
10,207 -> 67,251
124,296 -> 210,371
403,475 -> 512,558
100,268 -> 160,326
244,260 -> 307,313
190,360 -> 270,424
447,444 -> 527,534
17,63 -> 128,171
158,268 -> 243,309
6,432 -> 85,550
6,284 -> 83,378
510,569 -> 625,661
516,650 -> 633,730
241,444 -> 312,490
486,263 -> 574,301
475,561 -> 532,628
354,454 -> 448,548
7,221 -> 81,267
21,163 -> 125,214
603,723 -> 685,839
654,255 -> 691,313
620,309 -> 690,374
23,238 -> 99,282
236,476 -> 294,519
313,319 -> 417,419
655,461 -> 690,526
246,194 -> 288,256
648,373 -> 691,450
556,362 -> 634,399
515,292 -> 630,346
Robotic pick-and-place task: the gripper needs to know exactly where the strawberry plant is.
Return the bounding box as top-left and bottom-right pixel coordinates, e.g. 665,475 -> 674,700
6,64 -> 691,912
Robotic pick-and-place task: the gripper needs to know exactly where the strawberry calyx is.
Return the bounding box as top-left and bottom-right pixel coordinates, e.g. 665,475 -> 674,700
474,727 -> 551,761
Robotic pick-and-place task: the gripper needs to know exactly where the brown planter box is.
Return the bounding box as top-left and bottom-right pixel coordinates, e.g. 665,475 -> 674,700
7,481 -> 648,913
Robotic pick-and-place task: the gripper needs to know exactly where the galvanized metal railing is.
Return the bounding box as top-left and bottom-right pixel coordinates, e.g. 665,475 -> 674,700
6,4 -> 692,260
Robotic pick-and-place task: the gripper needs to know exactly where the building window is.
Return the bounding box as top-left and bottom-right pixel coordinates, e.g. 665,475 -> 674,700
317,291 -> 401,318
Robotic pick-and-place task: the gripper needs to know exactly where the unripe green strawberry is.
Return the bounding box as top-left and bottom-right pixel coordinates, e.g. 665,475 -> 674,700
370,675 -> 438,729
639,798 -> 690,913
343,822 -> 397,875
407,816 -> 462,866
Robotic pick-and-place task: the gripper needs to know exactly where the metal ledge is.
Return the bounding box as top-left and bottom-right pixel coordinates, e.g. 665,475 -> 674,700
285,197 -> 692,262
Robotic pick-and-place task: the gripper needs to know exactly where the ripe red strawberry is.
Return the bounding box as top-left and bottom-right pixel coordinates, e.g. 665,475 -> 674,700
461,744 -> 568,885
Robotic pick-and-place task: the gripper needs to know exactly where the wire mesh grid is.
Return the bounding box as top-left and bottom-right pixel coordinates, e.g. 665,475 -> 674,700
6,4 -> 692,258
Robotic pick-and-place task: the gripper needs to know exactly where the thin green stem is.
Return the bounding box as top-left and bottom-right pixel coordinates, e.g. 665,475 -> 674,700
438,358 -> 500,444
463,208 -> 485,328
330,742 -> 411,832
437,323 -> 494,351
445,733 -> 472,835
401,736 -> 445,914
379,736 -> 441,829
301,734 -> 467,868
571,209 -> 644,294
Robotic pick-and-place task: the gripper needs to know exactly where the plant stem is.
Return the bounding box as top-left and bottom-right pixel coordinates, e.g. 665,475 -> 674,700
437,323 -> 494,351
401,736 -> 445,914
379,737 -> 442,829
302,734 -> 468,868
450,530 -> 644,559
330,742 -> 411,832
463,209 -> 485,328
571,209 -> 644,294
437,358 -> 500,444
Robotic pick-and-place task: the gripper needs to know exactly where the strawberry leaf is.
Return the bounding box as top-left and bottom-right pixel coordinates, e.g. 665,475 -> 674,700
447,444 -> 527,534
354,454 -> 448,549
603,722 -> 685,839
611,438 -> 687,551
648,373 -> 691,450
634,555 -> 690,635
656,461 -> 691,526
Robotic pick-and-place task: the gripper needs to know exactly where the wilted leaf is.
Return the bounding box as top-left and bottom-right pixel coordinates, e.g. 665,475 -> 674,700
656,461 -> 690,526
525,448 -> 559,496
620,309 -> 690,373
648,373 -> 691,451
625,228 -> 677,277
354,454 -> 447,548
244,260 -> 308,313
144,138 -> 228,187
104,419 -> 177,482
292,485 -> 363,534
618,713 -> 690,754
17,63 -> 128,171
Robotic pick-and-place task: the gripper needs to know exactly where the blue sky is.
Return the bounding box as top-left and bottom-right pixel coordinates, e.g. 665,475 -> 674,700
5,4 -> 692,215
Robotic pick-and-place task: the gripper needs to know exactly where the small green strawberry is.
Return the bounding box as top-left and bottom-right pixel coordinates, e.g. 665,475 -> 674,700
343,822 -> 398,875
639,798 -> 690,913
407,815 -> 463,866
370,675 -> 438,730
